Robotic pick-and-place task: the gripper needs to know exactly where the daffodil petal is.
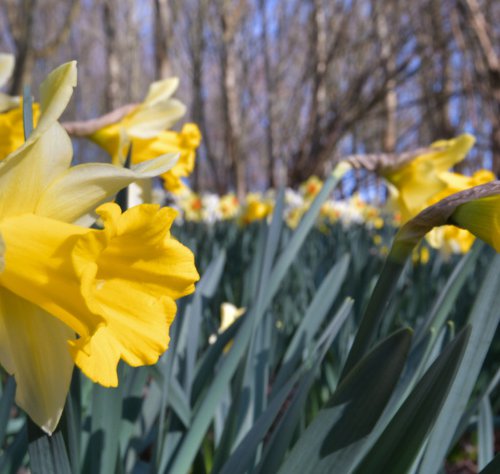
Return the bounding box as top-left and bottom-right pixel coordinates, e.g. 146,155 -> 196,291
35,61 -> 77,137
143,78 -> 179,106
0,289 -> 74,434
429,134 -> 475,172
0,122 -> 72,218
0,214 -> 96,336
451,195 -> 500,252
35,153 -> 179,223
0,53 -> 14,89
127,100 -> 186,138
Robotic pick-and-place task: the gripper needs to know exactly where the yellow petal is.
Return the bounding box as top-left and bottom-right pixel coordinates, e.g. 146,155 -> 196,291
126,99 -> 186,138
451,195 -> 500,252
429,134 -> 475,172
0,53 -> 14,89
0,214 -> 97,336
143,78 -> 179,106
0,289 -> 74,434
0,122 -> 72,218
35,61 -> 77,138
35,153 -> 178,223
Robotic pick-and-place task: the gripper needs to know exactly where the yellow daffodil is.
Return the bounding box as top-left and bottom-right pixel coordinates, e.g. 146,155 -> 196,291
0,62 -> 199,434
0,101 -> 41,160
299,176 -> 323,201
219,193 -> 240,220
219,303 -> 245,352
89,79 -> 201,193
241,193 -> 273,224
384,134 -> 475,222
0,53 -> 40,159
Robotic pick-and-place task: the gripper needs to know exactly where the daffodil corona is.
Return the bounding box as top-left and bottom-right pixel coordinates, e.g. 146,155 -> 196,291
0,61 -> 199,434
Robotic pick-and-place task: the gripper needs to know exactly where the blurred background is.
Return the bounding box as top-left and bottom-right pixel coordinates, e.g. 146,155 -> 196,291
1,0 -> 498,196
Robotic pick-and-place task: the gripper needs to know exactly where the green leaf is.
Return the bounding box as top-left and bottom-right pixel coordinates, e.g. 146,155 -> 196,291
168,179 -> 343,474
28,419 -> 72,474
478,396 -> 494,470
84,369 -> 124,474
413,242 -> 481,346
418,254 -> 500,474
218,372 -> 300,474
0,376 -> 16,448
277,328 -> 412,474
273,254 -> 350,393
479,452 -> 500,474
353,326 -> 471,474
340,257 -> 406,380
259,299 -> 354,474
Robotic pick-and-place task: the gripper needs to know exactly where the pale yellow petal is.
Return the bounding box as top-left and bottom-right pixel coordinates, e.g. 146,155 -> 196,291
35,61 -> 77,137
0,53 -> 14,89
451,195 -> 500,252
0,122 -> 72,218
0,289 -> 74,434
35,153 -> 178,223
143,78 -> 179,106
127,99 -> 186,138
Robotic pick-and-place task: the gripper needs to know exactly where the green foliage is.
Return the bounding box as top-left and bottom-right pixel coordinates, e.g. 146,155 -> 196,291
0,184 -> 498,473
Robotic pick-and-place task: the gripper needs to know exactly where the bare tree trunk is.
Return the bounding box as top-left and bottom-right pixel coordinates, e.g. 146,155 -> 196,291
376,5 -> 397,152
103,0 -> 121,110
259,0 -> 276,188
153,0 -> 174,79
458,0 -> 500,175
219,0 -> 245,197
190,0 -> 222,193
6,0 -> 36,94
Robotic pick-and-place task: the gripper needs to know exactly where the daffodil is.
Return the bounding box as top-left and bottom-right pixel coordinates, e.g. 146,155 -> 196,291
0,62 -> 199,434
299,175 -> 323,201
383,134 -> 475,221
88,79 -> 201,193
0,53 -> 40,160
219,193 -> 240,220
241,193 -> 273,224
219,303 -> 246,352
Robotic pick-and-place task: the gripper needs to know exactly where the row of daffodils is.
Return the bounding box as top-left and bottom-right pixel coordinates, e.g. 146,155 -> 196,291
0,51 -> 499,441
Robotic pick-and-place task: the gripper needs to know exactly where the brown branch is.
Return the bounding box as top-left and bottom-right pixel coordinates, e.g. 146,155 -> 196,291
62,104 -> 137,137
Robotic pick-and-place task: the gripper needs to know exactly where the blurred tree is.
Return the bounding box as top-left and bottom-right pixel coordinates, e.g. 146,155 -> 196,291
0,0 -> 497,191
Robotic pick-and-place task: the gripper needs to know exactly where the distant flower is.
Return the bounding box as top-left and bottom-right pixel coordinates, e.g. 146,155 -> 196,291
88,78 -> 201,193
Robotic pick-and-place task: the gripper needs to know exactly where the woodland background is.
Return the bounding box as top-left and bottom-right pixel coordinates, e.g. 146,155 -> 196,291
1,0 -> 499,197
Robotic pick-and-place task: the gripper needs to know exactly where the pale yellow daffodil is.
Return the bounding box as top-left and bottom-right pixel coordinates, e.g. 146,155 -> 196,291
0,61 -> 199,434
88,79 -> 201,193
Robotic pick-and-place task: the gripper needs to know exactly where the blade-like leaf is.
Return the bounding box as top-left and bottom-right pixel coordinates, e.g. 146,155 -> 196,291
353,326 -> 471,474
277,328 -> 412,474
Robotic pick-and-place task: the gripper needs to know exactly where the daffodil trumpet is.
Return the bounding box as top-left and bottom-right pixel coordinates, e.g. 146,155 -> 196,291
0,61 -> 199,434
